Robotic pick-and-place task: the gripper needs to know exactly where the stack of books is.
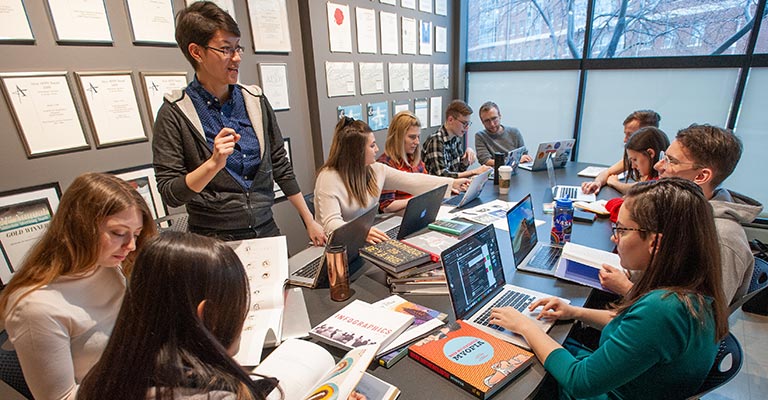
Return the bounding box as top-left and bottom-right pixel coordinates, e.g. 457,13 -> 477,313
388,267 -> 447,295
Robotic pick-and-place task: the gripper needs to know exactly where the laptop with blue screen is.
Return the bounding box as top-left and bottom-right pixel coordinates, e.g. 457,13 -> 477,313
505,193 -> 563,276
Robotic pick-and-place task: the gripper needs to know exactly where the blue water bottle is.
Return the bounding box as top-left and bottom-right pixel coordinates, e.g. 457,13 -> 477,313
550,197 -> 574,244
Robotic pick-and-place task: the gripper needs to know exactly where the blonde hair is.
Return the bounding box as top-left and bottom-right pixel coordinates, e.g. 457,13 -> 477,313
321,118 -> 378,207
385,111 -> 422,167
0,173 -> 157,314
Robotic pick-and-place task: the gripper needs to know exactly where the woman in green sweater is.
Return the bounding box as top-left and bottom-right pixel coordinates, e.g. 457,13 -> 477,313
490,177 -> 728,399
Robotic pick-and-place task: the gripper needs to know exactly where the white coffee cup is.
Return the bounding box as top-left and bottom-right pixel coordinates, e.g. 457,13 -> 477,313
498,165 -> 513,195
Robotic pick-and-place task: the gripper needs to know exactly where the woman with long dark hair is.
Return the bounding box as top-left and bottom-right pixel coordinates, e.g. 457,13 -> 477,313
605,126 -> 669,194
490,178 -> 728,399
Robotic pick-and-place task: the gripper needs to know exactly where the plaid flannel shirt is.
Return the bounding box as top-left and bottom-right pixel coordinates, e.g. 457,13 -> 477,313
421,126 -> 467,178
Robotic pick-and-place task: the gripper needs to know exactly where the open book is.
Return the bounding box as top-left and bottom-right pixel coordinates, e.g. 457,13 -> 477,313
554,242 -> 624,293
255,339 -> 400,400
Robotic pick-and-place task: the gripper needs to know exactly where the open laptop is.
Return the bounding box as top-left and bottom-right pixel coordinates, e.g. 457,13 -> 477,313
443,168 -> 491,209
288,206 -> 377,288
519,139 -> 575,171
374,184 -> 448,240
505,146 -> 526,176
441,224 -> 568,349
505,193 -> 563,276
546,153 -> 596,202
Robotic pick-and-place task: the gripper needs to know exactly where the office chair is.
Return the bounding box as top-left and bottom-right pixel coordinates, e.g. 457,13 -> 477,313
0,331 -> 32,399
304,192 -> 315,218
686,331 -> 743,399
154,212 -> 189,233
729,256 -> 768,314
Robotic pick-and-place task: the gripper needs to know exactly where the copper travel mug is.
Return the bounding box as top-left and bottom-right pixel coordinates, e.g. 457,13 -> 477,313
326,244 -> 351,301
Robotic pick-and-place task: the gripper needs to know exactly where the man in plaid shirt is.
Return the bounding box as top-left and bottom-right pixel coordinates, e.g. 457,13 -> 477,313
422,100 -> 491,178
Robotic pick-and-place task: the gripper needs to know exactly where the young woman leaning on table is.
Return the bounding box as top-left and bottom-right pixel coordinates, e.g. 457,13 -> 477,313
78,232 -> 279,400
0,173 -> 158,400
314,117 -> 469,243
376,111 -> 429,213
605,126 -> 669,194
490,178 -> 728,400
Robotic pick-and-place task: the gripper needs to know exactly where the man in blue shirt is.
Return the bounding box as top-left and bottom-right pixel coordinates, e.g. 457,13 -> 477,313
152,2 -> 324,244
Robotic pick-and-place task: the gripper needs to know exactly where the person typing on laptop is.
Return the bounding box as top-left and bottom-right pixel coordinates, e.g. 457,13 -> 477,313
422,100 -> 491,178
489,178 -> 728,400
377,111 -> 429,213
315,117 -> 468,244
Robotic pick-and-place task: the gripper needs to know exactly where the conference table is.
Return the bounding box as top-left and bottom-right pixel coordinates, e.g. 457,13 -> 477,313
300,162 -> 621,399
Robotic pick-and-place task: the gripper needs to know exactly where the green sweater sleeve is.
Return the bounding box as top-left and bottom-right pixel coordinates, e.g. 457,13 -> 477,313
542,291 -> 702,399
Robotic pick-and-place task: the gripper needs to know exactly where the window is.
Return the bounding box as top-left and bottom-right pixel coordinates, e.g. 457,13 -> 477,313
755,3 -> 768,53
731,68 -> 768,210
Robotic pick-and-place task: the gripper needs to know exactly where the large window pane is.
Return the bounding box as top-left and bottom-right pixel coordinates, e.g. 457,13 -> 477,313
578,69 -> 739,166
467,0 -> 587,62
755,3 -> 768,53
589,0 -> 758,58
732,68 -> 768,213
466,70 -> 581,151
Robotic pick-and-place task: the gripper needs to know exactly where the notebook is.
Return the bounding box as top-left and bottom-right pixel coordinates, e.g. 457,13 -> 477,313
443,168 -> 491,209
546,153 -> 596,202
441,224 -> 567,349
288,206 -> 377,288
505,194 -> 563,276
518,139 -> 575,171
374,184 -> 447,240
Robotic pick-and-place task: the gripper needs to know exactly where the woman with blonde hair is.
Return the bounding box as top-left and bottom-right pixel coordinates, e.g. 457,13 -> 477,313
315,117 -> 468,243
377,111 -> 428,213
0,172 -> 157,400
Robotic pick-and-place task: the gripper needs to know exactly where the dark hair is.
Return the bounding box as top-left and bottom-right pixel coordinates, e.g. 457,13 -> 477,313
445,100 -> 473,120
623,110 -> 661,128
622,127 -> 670,182
175,1 -> 240,69
79,232 -> 277,400
675,124 -> 742,187
616,178 -> 728,341
478,101 -> 499,115
321,118 -> 378,207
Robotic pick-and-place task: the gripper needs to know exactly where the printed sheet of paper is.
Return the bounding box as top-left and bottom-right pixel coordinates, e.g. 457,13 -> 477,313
0,0 -> 34,41
433,64 -> 449,90
359,62 -> 384,95
401,17 -> 417,55
430,96 -> 442,127
380,11 -> 398,54
412,63 -> 430,91
435,25 -> 447,52
248,0 -> 292,52
325,61 -> 355,97
414,97 -> 428,127
388,62 -> 409,93
355,7 -> 377,53
327,2 -> 352,52
125,0 -> 175,44
420,20 -> 432,55
47,0 -> 112,43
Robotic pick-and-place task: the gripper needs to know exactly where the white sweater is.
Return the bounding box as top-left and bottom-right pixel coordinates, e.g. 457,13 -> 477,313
314,162 -> 453,235
3,266 -> 125,400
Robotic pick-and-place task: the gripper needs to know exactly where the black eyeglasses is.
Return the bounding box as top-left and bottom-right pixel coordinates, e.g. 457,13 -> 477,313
611,224 -> 647,239
205,45 -> 244,58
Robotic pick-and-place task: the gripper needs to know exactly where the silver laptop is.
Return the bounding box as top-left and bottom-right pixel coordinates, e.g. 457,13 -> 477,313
441,224 -> 568,349
519,139 -> 575,171
374,184 -> 447,240
546,153 -> 596,202
288,206 -> 377,288
443,168 -> 491,209
506,146 -> 526,176
505,194 -> 563,276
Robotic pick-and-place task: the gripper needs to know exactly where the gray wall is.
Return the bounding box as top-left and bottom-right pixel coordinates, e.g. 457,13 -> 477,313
0,0 -> 315,255
298,0 -> 457,168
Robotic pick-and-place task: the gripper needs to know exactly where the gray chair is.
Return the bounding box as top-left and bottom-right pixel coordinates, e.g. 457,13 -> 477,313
686,331 -> 743,399
729,256 -> 768,314
154,212 -> 189,233
0,331 -> 32,399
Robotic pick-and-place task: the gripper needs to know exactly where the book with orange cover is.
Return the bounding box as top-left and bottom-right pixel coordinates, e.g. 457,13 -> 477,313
408,320 -> 534,399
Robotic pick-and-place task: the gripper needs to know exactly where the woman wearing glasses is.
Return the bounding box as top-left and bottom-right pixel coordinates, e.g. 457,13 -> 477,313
604,127 -> 669,194
490,178 -> 727,400
152,2 -> 324,245
315,118 -> 468,243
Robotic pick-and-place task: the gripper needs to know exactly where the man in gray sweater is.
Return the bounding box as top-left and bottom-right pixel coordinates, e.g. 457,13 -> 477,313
474,101 -> 533,166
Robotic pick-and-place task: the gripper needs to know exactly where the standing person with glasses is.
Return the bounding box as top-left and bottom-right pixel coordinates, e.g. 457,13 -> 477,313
474,101 -> 533,166
600,124 -> 762,304
152,2 -> 325,245
422,100 -> 491,178
490,178 -> 728,400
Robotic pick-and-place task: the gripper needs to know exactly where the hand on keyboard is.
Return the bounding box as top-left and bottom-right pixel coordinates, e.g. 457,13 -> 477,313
527,297 -> 576,321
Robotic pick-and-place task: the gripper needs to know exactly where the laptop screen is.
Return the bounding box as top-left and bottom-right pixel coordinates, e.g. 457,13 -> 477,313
505,194 -> 538,267
442,224 -> 506,320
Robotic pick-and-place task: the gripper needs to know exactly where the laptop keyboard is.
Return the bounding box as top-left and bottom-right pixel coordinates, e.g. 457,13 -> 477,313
474,290 -> 534,331
529,246 -> 562,270
558,186 -> 579,199
292,257 -> 322,278
385,226 -> 400,239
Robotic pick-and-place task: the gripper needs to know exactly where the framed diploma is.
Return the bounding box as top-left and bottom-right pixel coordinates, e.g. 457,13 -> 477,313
273,137 -> 292,199
247,0 -> 291,53
0,182 -> 61,285
76,71 -> 147,148
0,72 -> 90,158
258,63 -> 290,111
186,0 -> 236,21
46,0 -> 113,44
0,0 -> 34,43
140,72 -> 188,124
125,0 -> 176,45
110,164 -> 166,222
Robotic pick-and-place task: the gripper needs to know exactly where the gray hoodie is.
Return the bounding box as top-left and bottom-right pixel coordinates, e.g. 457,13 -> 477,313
710,188 -> 763,303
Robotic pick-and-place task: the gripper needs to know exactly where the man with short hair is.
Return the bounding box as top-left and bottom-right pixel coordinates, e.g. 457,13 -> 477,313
422,100 -> 491,178
474,101 -> 533,166
582,110 -> 661,194
600,124 -> 762,303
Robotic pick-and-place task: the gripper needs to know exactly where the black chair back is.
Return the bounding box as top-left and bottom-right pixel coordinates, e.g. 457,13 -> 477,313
0,331 -> 33,399
687,331 -> 743,399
